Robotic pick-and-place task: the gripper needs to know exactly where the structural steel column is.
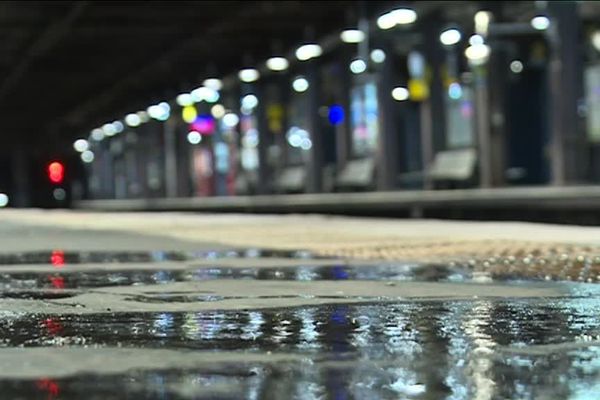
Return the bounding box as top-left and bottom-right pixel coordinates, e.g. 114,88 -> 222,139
336,49 -> 353,174
547,1 -> 584,185
306,61 -> 323,193
421,14 -> 447,188
163,118 -> 178,198
376,41 -> 399,190
474,65 -> 493,188
255,84 -> 271,195
487,43 -> 509,187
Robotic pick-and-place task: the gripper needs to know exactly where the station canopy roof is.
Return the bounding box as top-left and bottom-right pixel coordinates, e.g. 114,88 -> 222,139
1,0 -> 598,153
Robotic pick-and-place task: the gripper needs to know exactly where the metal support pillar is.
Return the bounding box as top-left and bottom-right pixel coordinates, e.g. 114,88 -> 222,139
306,61 -> 323,193
336,49 -> 353,174
487,44 -> 509,186
420,101 -> 434,189
421,14 -> 447,188
163,118 -> 178,197
255,84 -> 271,195
474,65 -> 493,188
376,41 -> 399,190
547,1 -> 584,185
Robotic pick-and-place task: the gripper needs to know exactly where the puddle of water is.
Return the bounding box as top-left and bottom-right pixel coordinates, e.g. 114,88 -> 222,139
0,298 -> 599,399
1,249 -> 599,398
0,249 -> 318,266
2,299 -> 597,351
0,263 -> 483,291
0,291 -> 76,300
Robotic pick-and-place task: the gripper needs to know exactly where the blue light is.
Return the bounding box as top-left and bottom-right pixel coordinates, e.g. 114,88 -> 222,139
328,104 -> 345,126
448,82 -> 463,100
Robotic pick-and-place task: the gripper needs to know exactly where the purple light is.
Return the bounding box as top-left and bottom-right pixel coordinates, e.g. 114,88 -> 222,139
191,114 -> 216,134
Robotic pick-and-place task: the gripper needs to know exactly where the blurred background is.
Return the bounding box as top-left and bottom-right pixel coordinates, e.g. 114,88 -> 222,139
0,1 -> 597,218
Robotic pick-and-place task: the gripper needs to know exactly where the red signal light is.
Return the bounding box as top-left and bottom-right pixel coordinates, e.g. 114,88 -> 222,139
47,161 -> 65,184
50,250 -> 65,267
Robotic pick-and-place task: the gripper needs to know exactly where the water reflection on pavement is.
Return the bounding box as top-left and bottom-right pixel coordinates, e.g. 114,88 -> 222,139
0,297 -> 599,399
0,251 -> 598,399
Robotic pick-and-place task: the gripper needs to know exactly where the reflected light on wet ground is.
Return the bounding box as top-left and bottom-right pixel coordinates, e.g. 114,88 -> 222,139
0,299 -> 599,398
0,249 -> 317,266
0,250 -> 599,399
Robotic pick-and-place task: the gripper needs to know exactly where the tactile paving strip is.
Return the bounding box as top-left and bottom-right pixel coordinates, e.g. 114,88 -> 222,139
315,240 -> 600,283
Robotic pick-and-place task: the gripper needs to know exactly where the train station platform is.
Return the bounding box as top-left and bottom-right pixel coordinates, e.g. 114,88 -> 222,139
76,185 -> 600,223
1,209 -> 599,397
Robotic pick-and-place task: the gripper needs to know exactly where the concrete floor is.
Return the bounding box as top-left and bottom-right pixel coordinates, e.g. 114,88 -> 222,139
0,210 -> 599,399
5,208 -> 600,250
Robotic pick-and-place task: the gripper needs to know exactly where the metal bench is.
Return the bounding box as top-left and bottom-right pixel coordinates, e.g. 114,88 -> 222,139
335,158 -> 376,191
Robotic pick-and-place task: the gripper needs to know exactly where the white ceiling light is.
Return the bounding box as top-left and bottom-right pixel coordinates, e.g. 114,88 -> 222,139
187,131 -> 202,145
73,139 -> 89,153
203,78 -> 223,91
469,34 -> 484,46
391,87 -> 409,101
0,193 -> 8,208
147,102 -> 170,121
211,104 -> 226,119
266,57 -> 289,71
292,77 -> 309,93
81,150 -> 95,163
531,15 -> 550,31
465,43 -> 491,65
125,113 -> 141,127
241,94 -> 259,110
474,10 -> 492,36
112,121 -> 124,133
238,68 -> 260,83
377,12 -> 396,30
377,8 -> 417,30
340,29 -> 365,43
191,86 -> 219,103
349,59 -> 367,74
440,29 -> 462,46
370,49 -> 386,64
176,93 -> 194,107
392,8 -> 417,25
223,113 -> 240,128
592,31 -> 600,52
102,123 -> 117,137
510,60 -> 524,74
91,128 -> 105,141
295,44 -> 322,61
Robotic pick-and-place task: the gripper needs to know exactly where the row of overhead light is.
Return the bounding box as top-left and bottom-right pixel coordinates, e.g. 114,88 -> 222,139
74,7 -> 420,162
73,9 -> 416,163
74,7 -> 551,162
379,11 -> 551,104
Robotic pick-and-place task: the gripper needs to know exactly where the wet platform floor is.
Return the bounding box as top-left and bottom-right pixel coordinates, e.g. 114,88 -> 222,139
0,250 -> 599,399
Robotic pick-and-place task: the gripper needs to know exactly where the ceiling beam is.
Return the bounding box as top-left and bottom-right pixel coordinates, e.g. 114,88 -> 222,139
0,1 -> 89,105
54,1 -> 288,131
